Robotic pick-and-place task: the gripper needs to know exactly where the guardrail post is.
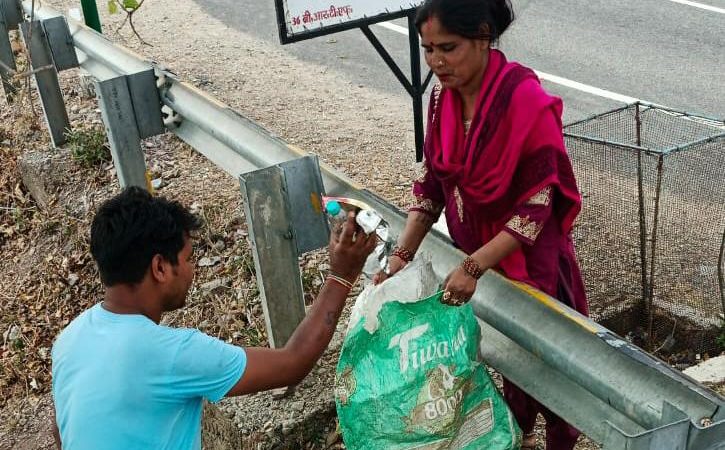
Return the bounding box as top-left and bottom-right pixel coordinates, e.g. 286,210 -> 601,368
19,20 -> 70,147
0,0 -> 21,102
240,156 -> 328,348
603,401 -> 690,449
94,75 -> 148,189
41,16 -> 79,72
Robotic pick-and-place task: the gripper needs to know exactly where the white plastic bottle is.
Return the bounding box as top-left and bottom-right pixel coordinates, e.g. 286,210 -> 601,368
325,200 -> 348,231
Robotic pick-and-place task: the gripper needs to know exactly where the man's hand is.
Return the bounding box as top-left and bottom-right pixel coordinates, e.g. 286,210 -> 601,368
328,212 -> 378,282
225,212 -> 376,397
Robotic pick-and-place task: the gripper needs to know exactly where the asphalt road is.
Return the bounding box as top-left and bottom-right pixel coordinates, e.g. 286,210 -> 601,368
193,0 -> 724,123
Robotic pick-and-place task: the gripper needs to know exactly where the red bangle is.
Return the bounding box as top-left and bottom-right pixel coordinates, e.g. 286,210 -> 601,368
392,245 -> 415,263
462,257 -> 484,279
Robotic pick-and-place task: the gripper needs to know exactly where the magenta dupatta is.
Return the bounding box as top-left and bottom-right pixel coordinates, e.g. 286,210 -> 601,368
420,50 -> 582,291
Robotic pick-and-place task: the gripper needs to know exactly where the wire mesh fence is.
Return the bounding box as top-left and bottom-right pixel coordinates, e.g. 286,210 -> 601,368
565,103 -> 725,359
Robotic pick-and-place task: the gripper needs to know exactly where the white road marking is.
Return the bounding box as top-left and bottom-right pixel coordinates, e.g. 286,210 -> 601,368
375,22 -> 646,105
533,70 -> 640,104
665,0 -> 725,14
377,21 -> 410,35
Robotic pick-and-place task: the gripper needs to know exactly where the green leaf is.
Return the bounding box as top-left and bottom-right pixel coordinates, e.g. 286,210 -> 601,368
107,0 -> 118,14
122,0 -> 139,10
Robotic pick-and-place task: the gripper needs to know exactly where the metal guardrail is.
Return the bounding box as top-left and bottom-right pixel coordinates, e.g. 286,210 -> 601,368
4,1 -> 725,448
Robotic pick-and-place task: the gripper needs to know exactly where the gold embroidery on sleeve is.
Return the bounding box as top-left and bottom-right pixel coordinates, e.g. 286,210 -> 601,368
431,84 -> 442,124
526,186 -> 553,206
506,215 -> 544,242
414,161 -> 429,184
410,193 -> 443,217
454,186 -> 464,223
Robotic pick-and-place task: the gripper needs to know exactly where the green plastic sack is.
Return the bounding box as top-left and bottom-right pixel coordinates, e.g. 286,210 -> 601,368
336,288 -> 521,450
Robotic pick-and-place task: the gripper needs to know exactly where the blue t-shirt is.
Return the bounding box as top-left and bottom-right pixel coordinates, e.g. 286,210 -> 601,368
52,303 -> 247,450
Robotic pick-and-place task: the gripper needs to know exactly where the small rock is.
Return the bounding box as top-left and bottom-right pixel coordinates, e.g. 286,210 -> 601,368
190,202 -> 202,215
325,431 -> 340,447
67,273 -> 79,286
145,141 -> 156,149
271,385 -> 295,399
262,420 -> 274,432
151,178 -> 164,190
197,256 -> 221,267
281,419 -> 293,434
213,240 -> 225,251
200,278 -> 230,292
162,169 -> 181,179
290,400 -> 305,412
3,325 -> 20,347
18,150 -> 72,209
29,378 -> 39,390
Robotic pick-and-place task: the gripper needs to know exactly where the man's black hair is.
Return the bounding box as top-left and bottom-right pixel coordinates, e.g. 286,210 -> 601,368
415,0 -> 514,44
90,186 -> 201,286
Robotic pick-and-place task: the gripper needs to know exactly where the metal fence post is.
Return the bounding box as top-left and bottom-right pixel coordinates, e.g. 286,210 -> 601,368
718,227 -> 724,318
95,75 -> 147,188
19,20 -> 70,147
240,166 -> 306,348
239,156 -> 329,348
0,0 -> 22,28
0,0 -> 20,102
79,0 -> 102,33
42,16 -> 79,72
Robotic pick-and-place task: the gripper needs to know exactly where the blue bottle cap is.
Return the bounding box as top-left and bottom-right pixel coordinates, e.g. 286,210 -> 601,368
326,200 -> 342,216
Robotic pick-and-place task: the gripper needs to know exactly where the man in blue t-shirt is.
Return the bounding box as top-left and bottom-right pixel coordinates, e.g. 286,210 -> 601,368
51,187 -> 376,449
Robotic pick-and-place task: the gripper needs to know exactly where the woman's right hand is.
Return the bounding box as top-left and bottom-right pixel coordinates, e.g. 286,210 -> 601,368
373,255 -> 408,285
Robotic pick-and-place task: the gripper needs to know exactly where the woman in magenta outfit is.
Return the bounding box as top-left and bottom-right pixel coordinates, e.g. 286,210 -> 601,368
374,1 -> 588,449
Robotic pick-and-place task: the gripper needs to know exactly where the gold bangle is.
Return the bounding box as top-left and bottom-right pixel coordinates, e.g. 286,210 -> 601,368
327,273 -> 354,290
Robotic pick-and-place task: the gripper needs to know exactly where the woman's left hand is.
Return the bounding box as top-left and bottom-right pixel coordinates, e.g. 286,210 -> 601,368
442,266 -> 477,306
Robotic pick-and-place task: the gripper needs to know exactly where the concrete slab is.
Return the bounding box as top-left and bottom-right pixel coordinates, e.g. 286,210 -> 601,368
683,355 -> 725,384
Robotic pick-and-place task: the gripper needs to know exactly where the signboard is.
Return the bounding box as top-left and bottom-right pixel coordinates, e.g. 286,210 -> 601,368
275,0 -> 424,43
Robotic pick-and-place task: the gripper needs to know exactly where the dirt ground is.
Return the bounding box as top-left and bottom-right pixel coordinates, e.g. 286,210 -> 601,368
1,1 -> 722,449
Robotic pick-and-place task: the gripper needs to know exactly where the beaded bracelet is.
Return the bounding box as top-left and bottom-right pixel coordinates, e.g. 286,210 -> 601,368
461,257 -> 484,279
327,273 -> 355,290
391,245 -> 415,263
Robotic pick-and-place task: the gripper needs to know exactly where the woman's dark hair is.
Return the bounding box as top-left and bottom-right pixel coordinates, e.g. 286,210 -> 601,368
415,0 -> 514,43
90,186 -> 201,286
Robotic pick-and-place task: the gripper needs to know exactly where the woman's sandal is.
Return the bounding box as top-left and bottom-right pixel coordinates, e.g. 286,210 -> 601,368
521,432 -> 537,449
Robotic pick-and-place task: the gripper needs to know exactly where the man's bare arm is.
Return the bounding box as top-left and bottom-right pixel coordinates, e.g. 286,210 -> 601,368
226,213 -> 376,396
